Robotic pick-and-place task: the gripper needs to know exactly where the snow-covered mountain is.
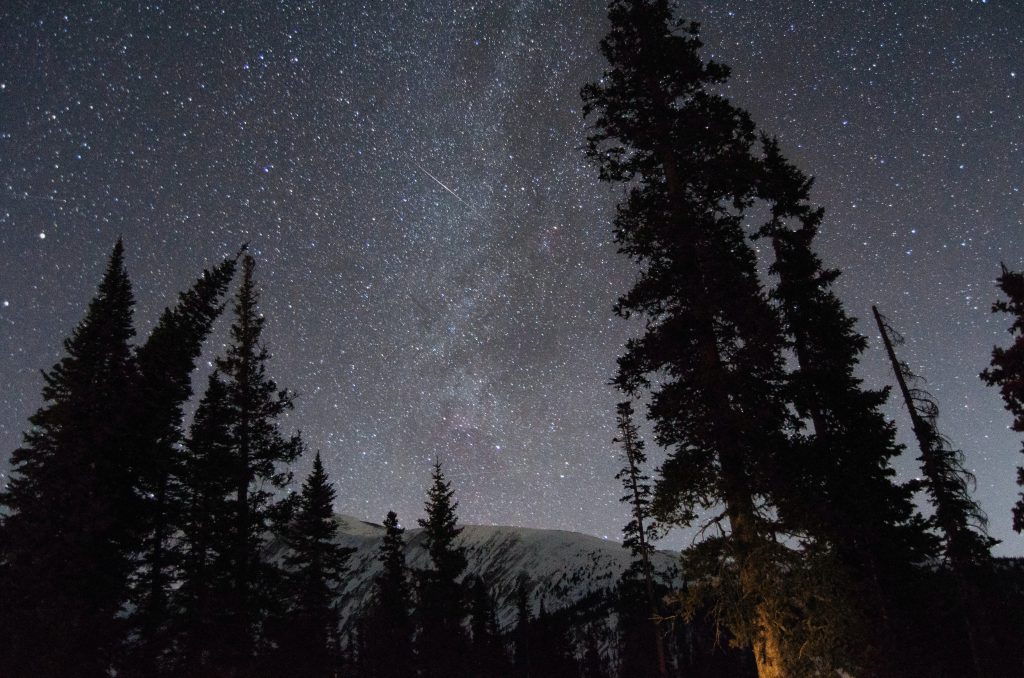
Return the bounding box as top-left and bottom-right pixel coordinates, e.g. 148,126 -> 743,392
278,514 -> 683,631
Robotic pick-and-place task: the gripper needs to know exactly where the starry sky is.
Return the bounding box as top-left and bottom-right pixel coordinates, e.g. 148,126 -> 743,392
1,1 -> 1021,555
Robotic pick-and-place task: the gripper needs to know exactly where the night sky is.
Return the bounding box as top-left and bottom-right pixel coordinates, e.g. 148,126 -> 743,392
1,1 -> 1021,555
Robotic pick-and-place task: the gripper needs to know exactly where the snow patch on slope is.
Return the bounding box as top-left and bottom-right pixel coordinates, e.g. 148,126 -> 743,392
319,514 -> 682,631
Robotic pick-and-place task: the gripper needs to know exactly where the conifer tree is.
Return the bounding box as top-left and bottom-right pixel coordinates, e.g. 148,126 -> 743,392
202,253 -> 302,673
613,400 -> 667,677
981,264 -> 1024,531
582,4 -> 798,675
360,510 -> 416,678
0,239 -> 139,677
275,452 -> 352,678
755,138 -> 934,674
467,575 -> 508,678
124,253 -> 238,675
416,460 -> 470,678
174,372 -> 239,675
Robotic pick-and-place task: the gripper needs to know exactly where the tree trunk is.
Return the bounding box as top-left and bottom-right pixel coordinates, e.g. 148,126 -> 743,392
753,606 -> 787,678
660,141 -> 790,678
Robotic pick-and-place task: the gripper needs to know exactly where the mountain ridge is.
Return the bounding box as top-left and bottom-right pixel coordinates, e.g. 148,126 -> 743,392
271,513 -> 683,632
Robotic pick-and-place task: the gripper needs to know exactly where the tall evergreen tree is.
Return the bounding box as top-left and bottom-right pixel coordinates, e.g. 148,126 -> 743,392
125,253 -> 238,675
360,510 -> 416,678
755,138 -> 933,674
0,239 -> 138,677
274,452 -> 352,678
582,4 -> 799,675
981,264 -> 1024,531
416,460 -> 470,677
613,400 -> 667,677
174,372 -> 240,675
205,253 -> 302,674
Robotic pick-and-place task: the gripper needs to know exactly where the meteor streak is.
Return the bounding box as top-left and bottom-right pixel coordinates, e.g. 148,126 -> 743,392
412,160 -> 485,218
2,192 -> 67,205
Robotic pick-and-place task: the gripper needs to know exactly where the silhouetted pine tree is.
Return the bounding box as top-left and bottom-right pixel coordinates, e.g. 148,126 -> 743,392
613,400 -> 667,677
416,460 -> 470,678
582,4 -> 798,675
981,264 -> 1024,531
209,253 -> 302,674
467,575 -> 509,678
124,253 -> 238,675
755,138 -> 934,675
360,510 -> 416,678
174,372 -> 239,675
270,452 -> 352,678
0,239 -> 138,678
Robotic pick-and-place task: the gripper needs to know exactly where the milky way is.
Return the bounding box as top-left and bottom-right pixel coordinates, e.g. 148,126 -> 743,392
1,1 -> 1021,554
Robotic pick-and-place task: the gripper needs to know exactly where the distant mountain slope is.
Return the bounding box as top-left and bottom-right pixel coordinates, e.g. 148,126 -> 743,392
269,514 -> 682,630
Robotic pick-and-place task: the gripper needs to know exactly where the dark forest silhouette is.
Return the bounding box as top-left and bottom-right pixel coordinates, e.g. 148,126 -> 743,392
2,2 -> 1024,677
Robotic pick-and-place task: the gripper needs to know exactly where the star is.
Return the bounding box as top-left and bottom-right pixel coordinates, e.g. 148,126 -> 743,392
0,0 -> 1020,554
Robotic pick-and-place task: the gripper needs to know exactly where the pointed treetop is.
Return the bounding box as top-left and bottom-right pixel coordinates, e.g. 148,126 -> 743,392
54,238 -> 136,379
310,451 -> 327,482
298,450 -> 335,510
418,460 -> 466,579
377,509 -> 410,590
135,253 -> 237,406
383,509 -> 403,534
96,237 -> 134,323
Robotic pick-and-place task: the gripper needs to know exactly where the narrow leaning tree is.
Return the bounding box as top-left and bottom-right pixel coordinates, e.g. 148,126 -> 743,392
416,461 -> 470,678
583,4 -> 798,675
872,307 -> 996,569
275,451 -> 353,678
981,264 -> 1024,531
0,239 -> 139,678
873,306 -> 996,678
124,252 -> 238,676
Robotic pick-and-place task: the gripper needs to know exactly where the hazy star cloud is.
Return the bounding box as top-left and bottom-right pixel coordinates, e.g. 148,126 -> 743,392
0,0 -> 1021,554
